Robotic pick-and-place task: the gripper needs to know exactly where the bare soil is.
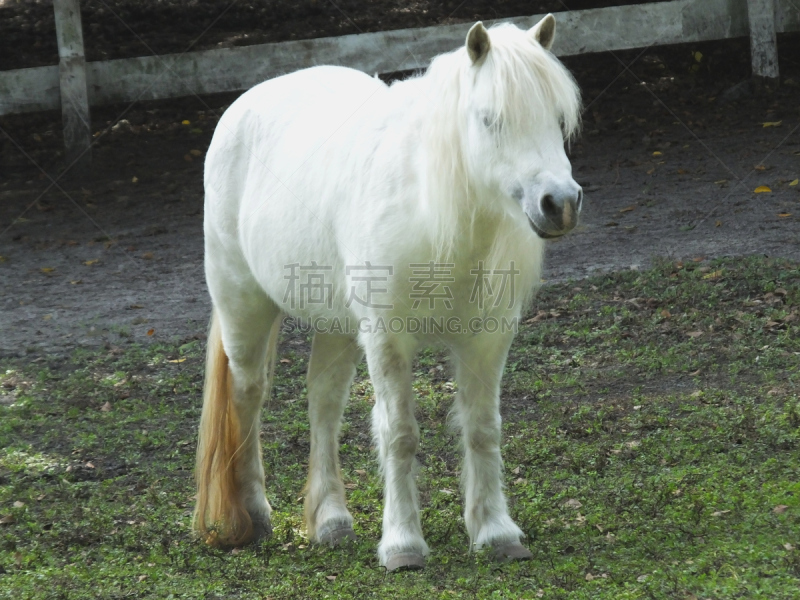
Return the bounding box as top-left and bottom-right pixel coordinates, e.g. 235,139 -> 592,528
1,30 -> 799,359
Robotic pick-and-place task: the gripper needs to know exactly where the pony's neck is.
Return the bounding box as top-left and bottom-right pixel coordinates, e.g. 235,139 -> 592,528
400,62 -> 489,262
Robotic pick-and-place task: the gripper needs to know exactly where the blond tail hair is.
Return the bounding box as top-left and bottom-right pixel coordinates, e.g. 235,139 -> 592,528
192,310 -> 253,546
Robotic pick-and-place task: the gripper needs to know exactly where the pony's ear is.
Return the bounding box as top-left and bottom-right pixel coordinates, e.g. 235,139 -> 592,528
530,14 -> 556,50
466,22 -> 491,64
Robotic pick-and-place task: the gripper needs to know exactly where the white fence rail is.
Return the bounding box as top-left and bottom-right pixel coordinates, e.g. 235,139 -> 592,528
1,0 -> 798,161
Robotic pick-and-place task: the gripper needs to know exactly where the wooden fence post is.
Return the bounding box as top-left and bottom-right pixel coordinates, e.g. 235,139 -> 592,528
53,0 -> 92,171
747,0 -> 780,81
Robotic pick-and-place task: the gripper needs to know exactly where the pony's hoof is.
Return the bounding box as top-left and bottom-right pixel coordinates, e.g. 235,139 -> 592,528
385,552 -> 426,572
491,542 -> 532,562
316,521 -> 357,547
250,519 -> 273,543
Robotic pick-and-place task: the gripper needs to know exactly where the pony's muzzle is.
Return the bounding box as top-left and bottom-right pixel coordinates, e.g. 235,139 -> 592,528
528,184 -> 583,239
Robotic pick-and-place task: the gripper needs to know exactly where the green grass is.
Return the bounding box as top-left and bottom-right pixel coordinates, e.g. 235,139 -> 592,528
1,255 -> 799,599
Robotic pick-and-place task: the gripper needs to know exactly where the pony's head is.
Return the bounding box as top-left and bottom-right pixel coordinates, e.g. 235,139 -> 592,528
425,16 -> 582,242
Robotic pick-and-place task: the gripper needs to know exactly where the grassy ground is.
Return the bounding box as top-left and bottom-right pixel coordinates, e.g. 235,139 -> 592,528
1,255 -> 799,599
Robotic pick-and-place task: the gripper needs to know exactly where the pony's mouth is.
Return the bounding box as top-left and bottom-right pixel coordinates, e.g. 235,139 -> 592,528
528,217 -> 562,239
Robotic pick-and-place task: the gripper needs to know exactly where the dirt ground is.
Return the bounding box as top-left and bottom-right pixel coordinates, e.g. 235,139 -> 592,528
1,27 -> 799,358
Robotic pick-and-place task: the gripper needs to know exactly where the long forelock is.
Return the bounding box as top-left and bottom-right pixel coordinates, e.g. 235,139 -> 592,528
482,24 -> 582,142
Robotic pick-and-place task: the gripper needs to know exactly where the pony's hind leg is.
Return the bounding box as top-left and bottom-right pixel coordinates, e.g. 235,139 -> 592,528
451,334 -> 531,561
304,333 -> 361,546
365,335 -> 428,571
194,292 -> 281,546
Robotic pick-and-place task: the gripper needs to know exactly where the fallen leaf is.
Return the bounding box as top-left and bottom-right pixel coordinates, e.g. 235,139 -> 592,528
512,466 -> 521,475
70,280 -> 82,285
167,358 -> 186,363
85,462 -> 95,469
231,548 -> 242,555
762,121 -> 782,127
690,390 -> 703,398
564,498 -> 583,509
715,220 -> 722,227
138,575 -> 147,582
147,329 -> 155,336
778,213 -> 792,218
694,51 -> 703,62
620,205 -> 636,213
0,515 -> 14,525
181,120 -> 191,125
585,573 -> 595,581
439,488 -> 454,495
513,477 -> 527,486
355,469 -> 367,477
100,401 -> 112,412
646,168 -> 655,174
790,179 -> 799,187
130,304 -> 144,309
131,176 -> 138,183
83,259 -> 99,266
660,309 -> 671,318
652,151 -> 663,157
773,505 -> 789,514
687,331 -> 703,338
40,267 -> 55,273
190,149 -> 203,157
142,252 -> 154,260
755,164 -> 767,171
754,186 -> 771,193
13,501 -> 24,508
785,543 -> 795,551
279,358 -> 292,364
711,509 -> 731,517
703,270 -> 723,279
344,483 -> 357,489
326,575 -> 337,581
637,574 -> 648,582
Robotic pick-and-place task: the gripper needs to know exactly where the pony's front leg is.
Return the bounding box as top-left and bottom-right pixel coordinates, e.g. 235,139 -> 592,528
365,335 -> 428,571
304,333 -> 361,545
452,333 -> 532,561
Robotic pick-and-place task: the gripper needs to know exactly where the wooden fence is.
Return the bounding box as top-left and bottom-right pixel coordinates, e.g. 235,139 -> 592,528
1,0 -> 798,165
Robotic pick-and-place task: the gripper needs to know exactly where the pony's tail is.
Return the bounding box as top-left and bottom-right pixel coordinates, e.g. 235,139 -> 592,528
193,310 -> 253,546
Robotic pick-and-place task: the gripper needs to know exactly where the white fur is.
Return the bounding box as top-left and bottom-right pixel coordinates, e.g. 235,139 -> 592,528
203,17 -> 581,564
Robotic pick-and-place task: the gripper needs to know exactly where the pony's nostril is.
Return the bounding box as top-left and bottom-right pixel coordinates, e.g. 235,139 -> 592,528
541,194 -> 557,216
575,189 -> 583,213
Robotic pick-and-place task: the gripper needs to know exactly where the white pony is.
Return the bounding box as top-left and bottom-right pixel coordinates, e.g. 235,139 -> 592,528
194,15 -> 582,571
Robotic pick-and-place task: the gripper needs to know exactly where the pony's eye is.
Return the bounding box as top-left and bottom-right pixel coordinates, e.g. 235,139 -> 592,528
481,113 -> 502,132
